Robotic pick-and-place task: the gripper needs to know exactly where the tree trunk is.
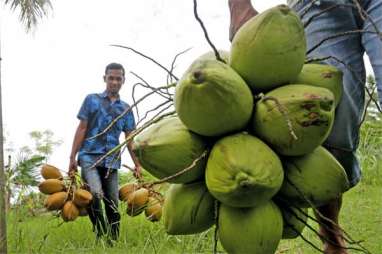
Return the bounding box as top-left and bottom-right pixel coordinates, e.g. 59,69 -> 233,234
5,187 -> 11,212
0,40 -> 8,254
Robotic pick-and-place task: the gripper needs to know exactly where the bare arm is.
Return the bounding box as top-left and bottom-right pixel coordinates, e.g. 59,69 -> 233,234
228,0 -> 258,41
125,131 -> 142,178
68,120 -> 88,175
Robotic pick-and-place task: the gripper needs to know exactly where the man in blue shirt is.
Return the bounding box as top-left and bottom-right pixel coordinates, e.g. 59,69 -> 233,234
68,62 -> 141,243
229,1 -> 382,253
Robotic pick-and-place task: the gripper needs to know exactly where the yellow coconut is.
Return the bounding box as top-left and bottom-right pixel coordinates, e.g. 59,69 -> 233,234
145,197 -> 162,222
119,183 -> 139,201
44,192 -> 68,211
61,201 -> 79,222
41,164 -> 63,180
73,189 -> 93,208
38,179 -> 65,194
126,203 -> 145,217
127,188 -> 149,208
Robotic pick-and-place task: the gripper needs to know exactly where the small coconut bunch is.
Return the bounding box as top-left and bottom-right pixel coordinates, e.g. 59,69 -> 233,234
39,164 -> 67,211
38,164 -> 93,222
119,183 -> 163,222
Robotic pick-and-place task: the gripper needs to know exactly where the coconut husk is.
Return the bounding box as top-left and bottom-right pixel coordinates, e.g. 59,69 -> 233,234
119,183 -> 138,201
230,5 -> 306,92
276,146 -> 350,207
206,133 -> 284,208
41,164 -> 63,180
253,84 -> 335,156
127,188 -> 149,208
44,192 -> 68,210
218,201 -> 283,254
38,179 -> 65,194
175,59 -> 254,137
293,63 -> 343,106
132,117 -> 207,184
163,182 -> 215,235
126,203 -> 145,217
145,197 -> 162,222
61,201 -> 79,222
73,189 -> 92,208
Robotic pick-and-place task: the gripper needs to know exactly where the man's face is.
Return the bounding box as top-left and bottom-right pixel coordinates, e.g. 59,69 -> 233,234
104,69 -> 125,95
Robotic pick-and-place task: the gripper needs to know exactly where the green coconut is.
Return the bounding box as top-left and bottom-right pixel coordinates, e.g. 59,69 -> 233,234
253,84 -> 335,156
230,5 -> 306,92
175,59 -> 253,136
294,63 -> 343,106
197,50 -> 230,63
163,182 -> 215,235
277,146 -> 350,207
206,133 -> 284,207
219,201 -> 283,254
276,200 -> 308,239
132,117 -> 207,183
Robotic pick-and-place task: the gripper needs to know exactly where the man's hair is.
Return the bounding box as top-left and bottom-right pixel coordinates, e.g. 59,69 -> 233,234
105,63 -> 125,76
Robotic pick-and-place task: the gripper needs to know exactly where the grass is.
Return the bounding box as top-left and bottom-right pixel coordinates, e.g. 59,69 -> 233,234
6,120 -> 382,253
6,181 -> 382,254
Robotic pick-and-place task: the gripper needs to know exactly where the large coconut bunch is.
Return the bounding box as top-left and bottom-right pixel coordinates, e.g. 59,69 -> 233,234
127,4 -> 352,253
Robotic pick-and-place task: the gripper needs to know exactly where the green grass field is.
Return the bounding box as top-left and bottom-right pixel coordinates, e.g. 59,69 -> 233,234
6,179 -> 382,254
6,120 -> 382,253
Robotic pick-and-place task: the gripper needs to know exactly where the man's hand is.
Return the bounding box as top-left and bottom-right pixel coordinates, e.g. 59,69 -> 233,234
68,157 -> 78,178
229,0 -> 258,41
134,165 -> 142,179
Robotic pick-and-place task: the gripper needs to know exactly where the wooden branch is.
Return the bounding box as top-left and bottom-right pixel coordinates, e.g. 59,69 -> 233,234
193,0 -> 225,63
110,44 -> 179,81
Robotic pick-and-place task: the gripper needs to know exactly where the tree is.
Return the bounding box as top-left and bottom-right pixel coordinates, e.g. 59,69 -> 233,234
1,1 -> 52,253
29,130 -> 62,162
5,153 -> 45,211
4,129 -> 62,211
4,0 -> 52,31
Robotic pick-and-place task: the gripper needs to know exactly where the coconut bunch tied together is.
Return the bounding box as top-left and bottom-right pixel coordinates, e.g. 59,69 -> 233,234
123,4 -> 353,254
119,182 -> 163,222
38,164 -> 93,222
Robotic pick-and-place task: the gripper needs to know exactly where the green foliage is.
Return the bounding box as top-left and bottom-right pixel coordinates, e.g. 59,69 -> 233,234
119,169 -> 162,185
357,120 -> 382,186
7,155 -> 45,187
4,0 -> 52,31
4,129 -> 62,210
5,154 -> 45,210
5,182 -> 382,253
29,129 -> 63,162
364,75 -> 382,121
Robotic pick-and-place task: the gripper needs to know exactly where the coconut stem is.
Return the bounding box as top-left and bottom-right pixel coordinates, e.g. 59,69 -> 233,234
283,178 -> 372,253
213,200 -> 220,254
145,150 -> 209,187
192,71 -> 205,84
193,0 -> 226,64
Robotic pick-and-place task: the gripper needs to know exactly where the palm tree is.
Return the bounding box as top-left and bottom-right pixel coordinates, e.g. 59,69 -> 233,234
0,1 -> 52,253
4,0 -> 52,31
5,151 -> 45,211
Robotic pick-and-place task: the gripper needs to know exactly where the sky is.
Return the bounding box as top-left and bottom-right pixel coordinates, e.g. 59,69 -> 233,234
0,0 -> 373,173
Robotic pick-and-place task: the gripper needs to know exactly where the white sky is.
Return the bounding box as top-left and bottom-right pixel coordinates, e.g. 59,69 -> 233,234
0,0 -> 372,172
